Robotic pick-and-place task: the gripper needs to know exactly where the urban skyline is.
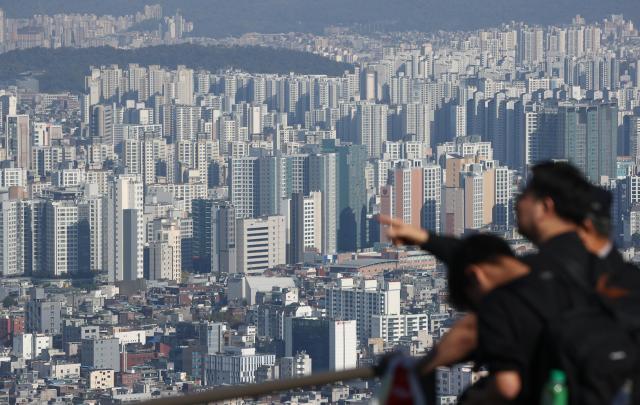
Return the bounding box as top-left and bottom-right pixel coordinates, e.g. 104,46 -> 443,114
0,3 -> 637,403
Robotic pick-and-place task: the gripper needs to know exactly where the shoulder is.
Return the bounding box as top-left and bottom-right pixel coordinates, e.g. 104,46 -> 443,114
607,261 -> 640,291
493,273 -> 546,297
479,273 -> 553,316
478,275 -> 532,312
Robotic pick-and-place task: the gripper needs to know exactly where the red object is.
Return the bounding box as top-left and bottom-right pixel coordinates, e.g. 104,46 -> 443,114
0,316 -> 24,345
179,294 -> 192,306
118,372 -> 142,387
379,357 -> 426,405
0,318 -> 10,344
385,364 -> 415,404
12,317 -> 24,337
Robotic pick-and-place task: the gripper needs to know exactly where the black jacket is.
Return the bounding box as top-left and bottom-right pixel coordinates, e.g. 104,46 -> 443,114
419,234 -> 461,266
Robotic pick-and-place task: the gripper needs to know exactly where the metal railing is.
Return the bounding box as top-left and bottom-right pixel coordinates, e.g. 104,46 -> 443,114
138,367 -> 377,405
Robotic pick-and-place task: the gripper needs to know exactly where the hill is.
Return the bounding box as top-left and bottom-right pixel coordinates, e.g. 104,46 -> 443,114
0,44 -> 353,93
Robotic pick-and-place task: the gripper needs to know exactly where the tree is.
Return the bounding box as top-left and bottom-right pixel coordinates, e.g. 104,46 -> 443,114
0,45 -> 353,93
2,296 -> 17,308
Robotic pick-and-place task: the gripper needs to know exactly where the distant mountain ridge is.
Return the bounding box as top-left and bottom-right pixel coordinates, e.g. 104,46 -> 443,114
0,0 -> 637,37
0,44 -> 353,93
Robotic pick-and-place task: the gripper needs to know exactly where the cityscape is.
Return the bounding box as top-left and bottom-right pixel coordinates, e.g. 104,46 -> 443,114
0,1 -> 638,404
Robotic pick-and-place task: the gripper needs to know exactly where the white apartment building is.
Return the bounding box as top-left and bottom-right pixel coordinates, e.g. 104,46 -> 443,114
53,169 -> 85,188
105,175 -> 144,282
148,219 -> 182,281
204,346 -> 275,386
303,192 -> 322,251
0,198 -> 23,276
89,369 -> 115,390
51,363 -> 81,379
13,333 -> 52,360
230,157 -> 257,219
114,330 -> 147,345
175,66 -> 195,106
423,164 -> 442,232
371,314 -> 429,343
123,138 -> 142,176
357,102 -> 388,158
280,352 -> 312,379
0,167 -> 27,188
236,216 -> 286,274
78,197 -> 103,273
329,320 -> 358,371
146,183 -> 207,212
306,153 -> 337,255
46,200 -> 78,276
326,278 -> 401,341
174,105 -> 201,142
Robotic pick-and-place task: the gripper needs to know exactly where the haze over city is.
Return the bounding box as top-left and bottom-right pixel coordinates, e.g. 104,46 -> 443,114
0,1 -> 638,404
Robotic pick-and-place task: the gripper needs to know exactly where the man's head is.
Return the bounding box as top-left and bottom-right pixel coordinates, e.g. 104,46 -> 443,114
448,234 -> 520,311
578,185 -> 613,254
516,161 -> 592,245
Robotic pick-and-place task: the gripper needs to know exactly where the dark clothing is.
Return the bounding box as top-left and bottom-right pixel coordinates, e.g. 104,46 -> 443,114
520,232 -> 598,281
424,231 -> 595,277
476,232 -> 595,404
598,248 -> 640,331
602,250 -> 640,405
426,231 -> 640,402
604,248 -> 640,290
419,234 -> 461,266
476,270 -> 577,403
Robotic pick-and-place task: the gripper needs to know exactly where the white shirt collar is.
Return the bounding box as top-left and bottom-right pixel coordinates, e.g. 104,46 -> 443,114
597,241 -> 613,259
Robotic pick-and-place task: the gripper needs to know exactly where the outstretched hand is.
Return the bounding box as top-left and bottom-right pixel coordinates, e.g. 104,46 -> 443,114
377,214 -> 429,246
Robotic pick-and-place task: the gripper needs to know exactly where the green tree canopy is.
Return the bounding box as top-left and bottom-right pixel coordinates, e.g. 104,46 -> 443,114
0,44 -> 353,93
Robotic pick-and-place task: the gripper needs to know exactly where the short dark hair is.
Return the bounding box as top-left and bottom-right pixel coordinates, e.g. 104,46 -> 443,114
448,234 -> 514,311
587,185 -> 612,237
522,161 -> 592,225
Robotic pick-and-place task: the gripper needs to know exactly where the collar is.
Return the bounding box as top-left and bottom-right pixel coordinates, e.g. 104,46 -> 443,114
537,231 -> 584,254
523,231 -> 590,271
598,242 -> 613,259
536,231 -> 599,284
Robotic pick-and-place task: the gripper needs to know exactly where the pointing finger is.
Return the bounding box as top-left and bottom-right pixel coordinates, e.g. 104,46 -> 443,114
378,214 -> 405,227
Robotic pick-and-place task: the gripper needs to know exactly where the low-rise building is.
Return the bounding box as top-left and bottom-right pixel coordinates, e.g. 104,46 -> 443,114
370,313 -> 429,343
89,369 -> 115,390
203,347 -> 275,386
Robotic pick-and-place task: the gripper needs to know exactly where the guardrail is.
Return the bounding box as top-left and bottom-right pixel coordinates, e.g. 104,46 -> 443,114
137,367 -> 377,405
